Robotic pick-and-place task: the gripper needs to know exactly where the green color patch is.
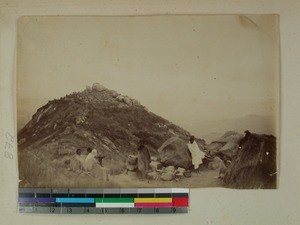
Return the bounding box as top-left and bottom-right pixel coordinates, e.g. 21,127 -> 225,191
95,198 -> 134,203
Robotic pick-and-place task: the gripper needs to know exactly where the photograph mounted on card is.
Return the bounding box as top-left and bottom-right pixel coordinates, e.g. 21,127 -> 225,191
17,15 -> 279,189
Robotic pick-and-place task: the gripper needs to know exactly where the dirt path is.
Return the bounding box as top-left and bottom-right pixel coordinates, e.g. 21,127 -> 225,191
110,169 -> 224,188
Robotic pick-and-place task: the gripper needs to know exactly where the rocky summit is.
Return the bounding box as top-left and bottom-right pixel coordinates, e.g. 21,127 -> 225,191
18,83 -> 197,166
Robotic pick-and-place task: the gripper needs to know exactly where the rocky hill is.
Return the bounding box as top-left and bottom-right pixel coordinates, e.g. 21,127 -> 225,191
18,83 -> 202,165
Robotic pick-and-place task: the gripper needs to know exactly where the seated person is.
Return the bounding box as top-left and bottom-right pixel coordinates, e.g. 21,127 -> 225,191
70,148 -> 86,171
84,149 -> 98,171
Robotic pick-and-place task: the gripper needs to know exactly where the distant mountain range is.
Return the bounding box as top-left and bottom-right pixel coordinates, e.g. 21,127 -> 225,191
183,114 -> 277,144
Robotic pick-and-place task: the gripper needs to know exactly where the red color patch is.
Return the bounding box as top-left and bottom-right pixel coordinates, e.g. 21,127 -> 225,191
172,197 -> 189,207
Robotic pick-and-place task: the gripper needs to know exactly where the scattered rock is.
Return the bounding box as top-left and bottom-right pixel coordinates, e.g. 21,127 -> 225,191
161,172 -> 175,181
183,170 -> 192,178
149,161 -> 163,171
177,167 -> 186,173
175,172 -> 184,179
175,167 -> 185,178
165,166 -> 175,173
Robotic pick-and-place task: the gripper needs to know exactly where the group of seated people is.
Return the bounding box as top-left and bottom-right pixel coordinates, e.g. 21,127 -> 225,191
70,147 -> 105,172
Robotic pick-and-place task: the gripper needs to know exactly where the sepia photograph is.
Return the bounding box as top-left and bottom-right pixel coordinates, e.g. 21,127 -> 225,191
17,15 -> 279,189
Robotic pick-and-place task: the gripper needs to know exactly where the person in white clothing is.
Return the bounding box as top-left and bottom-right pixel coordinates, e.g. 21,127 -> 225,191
187,135 -> 205,172
84,149 -> 98,171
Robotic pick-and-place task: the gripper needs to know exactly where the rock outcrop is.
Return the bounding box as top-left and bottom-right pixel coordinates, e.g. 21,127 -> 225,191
206,131 -> 244,160
92,83 -> 106,92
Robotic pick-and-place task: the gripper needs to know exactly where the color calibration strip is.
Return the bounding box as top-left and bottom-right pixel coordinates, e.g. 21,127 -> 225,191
18,188 -> 189,214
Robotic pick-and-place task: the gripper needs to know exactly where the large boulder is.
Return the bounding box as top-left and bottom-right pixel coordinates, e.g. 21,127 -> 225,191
206,131 -> 244,160
158,137 -> 192,169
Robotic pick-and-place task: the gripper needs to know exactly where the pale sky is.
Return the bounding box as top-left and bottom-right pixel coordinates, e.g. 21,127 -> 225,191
17,15 -> 279,130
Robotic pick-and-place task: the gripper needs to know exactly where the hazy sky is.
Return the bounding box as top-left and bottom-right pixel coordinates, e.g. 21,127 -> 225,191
17,15 -> 279,129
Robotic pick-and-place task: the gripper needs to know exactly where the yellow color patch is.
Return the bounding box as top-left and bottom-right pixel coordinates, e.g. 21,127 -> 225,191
134,198 -> 172,203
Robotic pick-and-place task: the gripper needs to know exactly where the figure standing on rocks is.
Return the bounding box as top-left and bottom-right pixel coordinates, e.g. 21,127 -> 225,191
137,141 -> 151,180
187,135 -> 205,173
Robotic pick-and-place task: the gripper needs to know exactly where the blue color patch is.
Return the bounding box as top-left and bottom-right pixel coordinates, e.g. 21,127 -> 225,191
56,198 -> 94,203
